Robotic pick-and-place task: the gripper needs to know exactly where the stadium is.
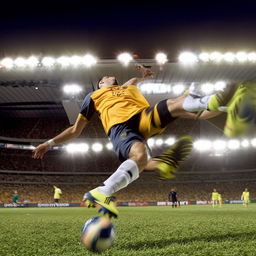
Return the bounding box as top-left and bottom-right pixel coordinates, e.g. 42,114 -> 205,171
1,2 -> 256,256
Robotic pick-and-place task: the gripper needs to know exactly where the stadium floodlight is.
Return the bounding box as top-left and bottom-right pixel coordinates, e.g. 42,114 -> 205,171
223,52 -> 235,63
165,137 -> 175,146
41,57 -> 55,67
214,81 -> 226,91
247,52 -> 256,62
201,83 -> 214,94
63,84 -> 82,95
14,57 -> 27,68
213,140 -> 226,151
193,140 -> 212,151
56,56 -> 71,67
209,52 -> 223,63
66,143 -> 89,153
155,139 -> 164,146
199,52 -> 210,62
117,52 -> 133,66
82,54 -> 97,67
155,52 -> 168,65
1,57 -> 14,69
27,56 -> 39,68
241,139 -> 250,148
70,55 -> 83,67
106,142 -> 113,150
172,84 -> 185,95
92,143 -> 103,152
147,138 -> 155,148
227,139 -> 240,150
251,138 -> 256,147
236,51 -> 248,62
139,83 -> 171,94
178,51 -> 198,65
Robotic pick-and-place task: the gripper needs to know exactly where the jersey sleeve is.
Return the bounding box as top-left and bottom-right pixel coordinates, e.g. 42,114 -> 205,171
79,92 -> 95,120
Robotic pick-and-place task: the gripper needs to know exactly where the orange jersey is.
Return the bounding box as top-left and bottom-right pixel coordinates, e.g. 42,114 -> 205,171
79,85 -> 150,134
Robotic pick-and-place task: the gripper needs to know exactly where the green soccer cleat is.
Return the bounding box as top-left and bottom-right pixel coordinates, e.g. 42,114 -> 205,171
83,188 -> 119,218
208,83 -> 240,111
224,83 -> 256,137
153,136 -> 193,180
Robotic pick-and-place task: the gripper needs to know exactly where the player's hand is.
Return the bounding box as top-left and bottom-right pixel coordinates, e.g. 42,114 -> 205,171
135,64 -> 154,78
32,143 -> 50,159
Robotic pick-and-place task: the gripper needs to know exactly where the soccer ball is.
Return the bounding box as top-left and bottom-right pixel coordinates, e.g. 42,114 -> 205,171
81,216 -> 115,252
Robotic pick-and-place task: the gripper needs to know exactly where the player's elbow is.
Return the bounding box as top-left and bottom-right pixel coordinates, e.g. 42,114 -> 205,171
70,126 -> 82,137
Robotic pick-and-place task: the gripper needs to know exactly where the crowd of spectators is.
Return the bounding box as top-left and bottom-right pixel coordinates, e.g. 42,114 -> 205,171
0,180 -> 255,204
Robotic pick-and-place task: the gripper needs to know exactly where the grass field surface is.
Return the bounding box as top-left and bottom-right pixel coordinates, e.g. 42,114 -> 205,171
1,205 -> 256,256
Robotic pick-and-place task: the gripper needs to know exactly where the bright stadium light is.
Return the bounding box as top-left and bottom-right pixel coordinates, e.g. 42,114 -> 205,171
199,52 -> 210,62
210,51 -> 223,62
165,137 -> 175,145
214,81 -> 226,91
172,84 -> 185,95
251,138 -> 256,147
1,57 -> 14,69
201,83 -> 214,94
213,140 -> 226,151
27,56 -> 39,68
155,139 -> 164,146
236,51 -> 248,62
147,138 -> 155,148
223,52 -> 235,63
63,84 -> 82,94
70,55 -> 83,67
139,83 -> 171,94
227,139 -> 240,150
106,142 -> 113,150
82,54 -> 97,67
247,52 -> 256,62
178,51 -> 198,65
66,143 -> 89,153
41,57 -> 55,67
92,143 -> 103,152
194,140 -> 212,151
241,139 -> 250,148
155,52 -> 168,65
56,56 -> 71,67
14,57 -> 27,68
117,52 -> 133,65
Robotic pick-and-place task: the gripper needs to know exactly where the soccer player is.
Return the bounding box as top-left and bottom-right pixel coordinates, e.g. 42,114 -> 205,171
53,185 -> 62,203
168,188 -> 178,208
12,190 -> 19,206
32,65 -> 246,218
211,189 -> 219,208
241,188 -> 250,207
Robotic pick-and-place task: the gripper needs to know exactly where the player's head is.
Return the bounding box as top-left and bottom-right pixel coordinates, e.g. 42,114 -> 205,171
97,76 -> 118,89
14,190 -> 17,194
213,188 -> 217,192
245,188 -> 248,191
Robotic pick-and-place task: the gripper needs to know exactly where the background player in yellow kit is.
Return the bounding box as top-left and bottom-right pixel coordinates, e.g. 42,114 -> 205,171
212,189 -> 219,208
217,192 -> 222,208
241,188 -> 250,207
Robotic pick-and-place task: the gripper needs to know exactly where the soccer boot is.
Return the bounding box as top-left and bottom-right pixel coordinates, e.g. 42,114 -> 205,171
224,83 -> 256,137
153,136 -> 193,180
83,188 -> 119,218
208,83 -> 240,111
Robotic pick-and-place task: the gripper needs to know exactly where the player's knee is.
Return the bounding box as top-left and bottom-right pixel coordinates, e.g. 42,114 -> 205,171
129,142 -> 148,170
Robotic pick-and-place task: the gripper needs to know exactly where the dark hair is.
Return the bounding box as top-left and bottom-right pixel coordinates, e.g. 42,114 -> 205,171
96,76 -> 119,89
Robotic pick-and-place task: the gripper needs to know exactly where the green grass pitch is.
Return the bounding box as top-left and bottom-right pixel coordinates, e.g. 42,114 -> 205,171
1,205 -> 256,256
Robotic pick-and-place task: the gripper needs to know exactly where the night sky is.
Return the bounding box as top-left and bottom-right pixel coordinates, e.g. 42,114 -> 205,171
1,1 -> 256,60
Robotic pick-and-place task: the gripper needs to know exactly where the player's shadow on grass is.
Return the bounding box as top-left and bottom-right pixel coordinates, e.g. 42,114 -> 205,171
122,231 -> 256,250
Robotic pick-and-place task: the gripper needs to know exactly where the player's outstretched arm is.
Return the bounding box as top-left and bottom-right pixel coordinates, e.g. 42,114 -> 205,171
122,64 -> 154,86
32,115 -> 88,159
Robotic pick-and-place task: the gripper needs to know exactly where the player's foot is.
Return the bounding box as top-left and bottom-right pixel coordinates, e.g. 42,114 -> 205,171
83,188 -> 119,218
153,136 -> 193,180
208,83 -> 239,111
224,83 -> 256,137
